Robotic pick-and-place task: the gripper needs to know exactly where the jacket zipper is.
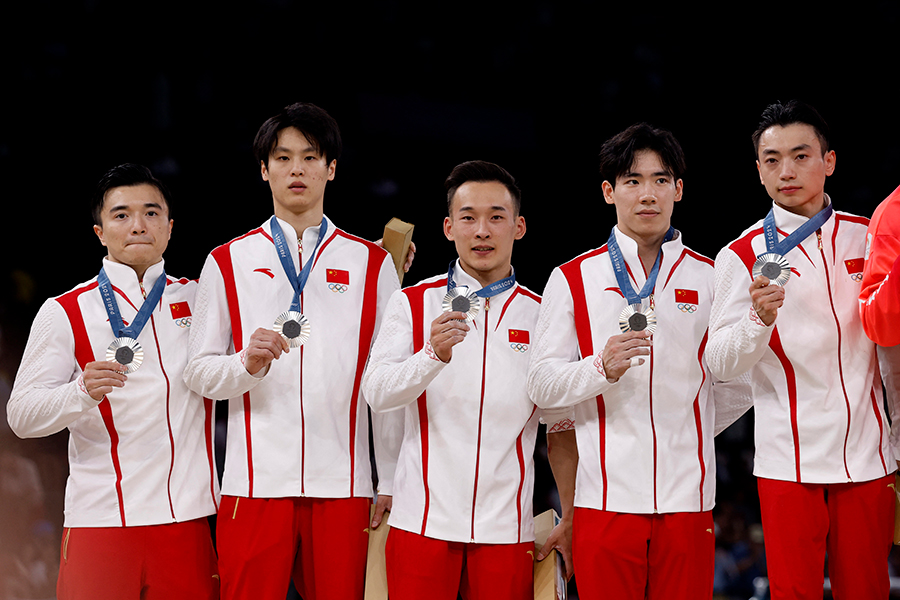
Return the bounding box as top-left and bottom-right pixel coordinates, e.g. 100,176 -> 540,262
470,296 -> 490,541
817,230 -> 853,481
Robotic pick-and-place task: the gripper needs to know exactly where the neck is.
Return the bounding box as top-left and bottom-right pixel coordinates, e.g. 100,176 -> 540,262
458,261 -> 512,289
776,194 -> 827,219
625,229 -> 668,274
274,205 -> 324,238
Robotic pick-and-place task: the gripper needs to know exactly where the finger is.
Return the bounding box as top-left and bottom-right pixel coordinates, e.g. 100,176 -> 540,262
371,506 -> 385,528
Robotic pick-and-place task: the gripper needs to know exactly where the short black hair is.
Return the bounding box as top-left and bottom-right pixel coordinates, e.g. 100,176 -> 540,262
253,102 -> 342,167
91,163 -> 173,226
752,100 -> 830,156
444,160 -> 522,216
599,123 -> 686,188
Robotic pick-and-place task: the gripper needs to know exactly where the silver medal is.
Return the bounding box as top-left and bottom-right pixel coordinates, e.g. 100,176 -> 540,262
106,337 -> 144,374
273,311 -> 311,348
619,304 -> 657,334
752,253 -> 791,286
442,286 -> 481,322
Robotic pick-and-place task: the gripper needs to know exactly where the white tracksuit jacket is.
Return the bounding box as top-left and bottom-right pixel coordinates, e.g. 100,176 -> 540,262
708,201 -> 899,483
363,263 -> 571,543
8,259 -> 219,527
527,228 -> 735,515
183,216 -> 402,499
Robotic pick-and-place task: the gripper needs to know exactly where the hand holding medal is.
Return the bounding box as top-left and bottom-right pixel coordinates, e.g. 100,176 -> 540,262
81,360 -> 128,401
748,203 -> 833,326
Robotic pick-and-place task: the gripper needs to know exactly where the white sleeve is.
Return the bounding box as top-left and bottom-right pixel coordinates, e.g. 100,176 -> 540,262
183,253 -> 264,400
707,247 -> 774,381
367,255 -> 408,495
363,288 -> 447,414
877,344 -> 900,466
7,299 -> 101,438
526,268 -> 616,410
712,372 -> 754,436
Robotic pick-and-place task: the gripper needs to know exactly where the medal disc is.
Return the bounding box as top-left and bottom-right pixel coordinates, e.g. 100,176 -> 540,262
619,304 -> 657,334
273,311 -> 311,348
442,286 -> 481,321
752,253 -> 791,286
106,337 -> 144,373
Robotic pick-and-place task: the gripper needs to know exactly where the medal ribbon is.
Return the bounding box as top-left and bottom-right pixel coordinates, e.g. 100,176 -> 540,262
270,216 -> 329,312
97,266 -> 167,340
761,202 -> 833,257
606,227 -> 674,306
446,260 -> 516,298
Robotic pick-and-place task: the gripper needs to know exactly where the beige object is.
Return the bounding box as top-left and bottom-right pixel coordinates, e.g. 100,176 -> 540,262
533,509 -> 567,600
382,218 -> 414,285
364,506 -> 390,600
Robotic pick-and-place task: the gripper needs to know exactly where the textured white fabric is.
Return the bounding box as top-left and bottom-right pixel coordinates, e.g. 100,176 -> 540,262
184,216 -> 403,499
527,228 -> 733,514
708,202 -> 898,483
363,263 -> 568,543
8,259 -> 219,527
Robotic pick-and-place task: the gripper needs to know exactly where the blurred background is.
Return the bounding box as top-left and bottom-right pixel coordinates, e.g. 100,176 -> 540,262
2,2 -> 900,598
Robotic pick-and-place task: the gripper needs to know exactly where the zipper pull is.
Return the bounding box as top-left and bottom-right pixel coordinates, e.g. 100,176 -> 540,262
817,230 -> 823,250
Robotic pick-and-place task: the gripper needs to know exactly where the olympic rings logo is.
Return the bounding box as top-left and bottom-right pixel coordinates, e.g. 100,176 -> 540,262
850,273 -> 863,282
329,283 -> 348,293
677,303 -> 697,313
174,317 -> 192,328
510,343 -> 529,352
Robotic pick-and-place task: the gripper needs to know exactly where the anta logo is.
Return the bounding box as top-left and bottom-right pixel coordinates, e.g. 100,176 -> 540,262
327,269 -> 350,293
254,268 -> 275,279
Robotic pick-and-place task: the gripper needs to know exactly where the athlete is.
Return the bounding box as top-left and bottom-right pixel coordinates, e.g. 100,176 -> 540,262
183,102 -> 404,600
7,163 -> 219,600
362,160 -> 574,599
860,183 -> 900,346
707,100 -> 898,599
527,123 -> 737,599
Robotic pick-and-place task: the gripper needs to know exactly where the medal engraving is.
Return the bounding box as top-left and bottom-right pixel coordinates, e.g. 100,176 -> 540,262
442,286 -> 481,322
274,311 -> 311,348
619,305 -> 657,335
106,337 -> 144,374
752,253 -> 791,287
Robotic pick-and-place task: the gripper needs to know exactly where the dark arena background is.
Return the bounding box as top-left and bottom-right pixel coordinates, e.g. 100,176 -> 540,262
2,2 -> 900,599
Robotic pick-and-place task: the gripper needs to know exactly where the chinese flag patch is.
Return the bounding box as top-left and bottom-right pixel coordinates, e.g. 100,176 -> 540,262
845,258 -> 864,274
675,289 -> 698,304
508,329 -> 530,343
326,269 -> 350,284
169,301 -> 191,319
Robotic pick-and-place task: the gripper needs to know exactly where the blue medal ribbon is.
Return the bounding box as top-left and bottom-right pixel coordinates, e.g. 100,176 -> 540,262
270,216 -> 329,312
606,227 -> 674,306
97,266 -> 167,340
761,202 -> 833,257
446,260 -> 516,299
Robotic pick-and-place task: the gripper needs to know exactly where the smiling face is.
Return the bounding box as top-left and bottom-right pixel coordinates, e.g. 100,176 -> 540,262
756,122 -> 835,218
443,180 -> 526,288
603,149 -> 682,248
261,126 -> 336,224
93,183 -> 172,279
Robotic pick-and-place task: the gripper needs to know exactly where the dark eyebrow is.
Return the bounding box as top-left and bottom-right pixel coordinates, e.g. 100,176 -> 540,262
272,144 -> 317,155
457,205 -> 510,214
108,202 -> 163,213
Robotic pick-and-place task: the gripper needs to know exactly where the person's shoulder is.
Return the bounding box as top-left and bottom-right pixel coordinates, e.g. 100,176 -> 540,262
402,272 -> 448,294
330,227 -> 389,257
513,283 -> 542,304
